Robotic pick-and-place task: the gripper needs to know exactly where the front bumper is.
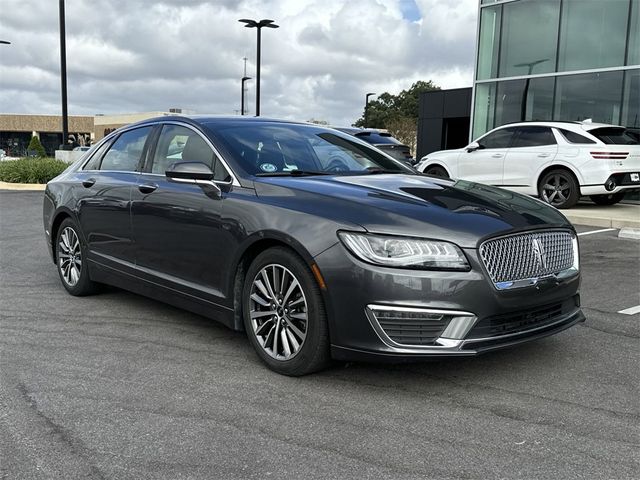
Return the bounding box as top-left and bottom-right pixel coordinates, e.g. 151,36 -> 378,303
314,242 -> 583,361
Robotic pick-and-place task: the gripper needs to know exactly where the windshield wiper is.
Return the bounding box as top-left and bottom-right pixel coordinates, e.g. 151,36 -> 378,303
255,169 -> 331,177
365,167 -> 405,174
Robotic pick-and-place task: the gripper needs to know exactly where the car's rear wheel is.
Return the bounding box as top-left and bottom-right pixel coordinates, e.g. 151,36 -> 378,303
424,165 -> 449,178
538,169 -> 580,209
55,218 -> 97,296
590,192 -> 626,206
242,247 -> 330,376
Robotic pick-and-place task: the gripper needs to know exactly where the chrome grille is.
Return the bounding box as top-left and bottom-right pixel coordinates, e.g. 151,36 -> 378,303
479,231 -> 575,286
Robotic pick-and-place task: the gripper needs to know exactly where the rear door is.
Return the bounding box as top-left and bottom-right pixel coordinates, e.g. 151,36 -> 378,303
457,127 -> 517,185
503,126 -> 558,191
77,126 -> 154,268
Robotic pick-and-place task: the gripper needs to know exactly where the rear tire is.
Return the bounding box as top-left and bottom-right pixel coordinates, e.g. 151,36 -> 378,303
242,247 -> 330,376
538,169 -> 580,209
55,218 -> 98,296
590,192 -> 625,206
424,165 -> 449,178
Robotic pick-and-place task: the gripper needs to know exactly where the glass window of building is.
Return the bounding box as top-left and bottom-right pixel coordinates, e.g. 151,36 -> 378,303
628,0 -> 640,66
472,82 -> 496,138
554,71 -> 624,124
476,6 -> 501,80
558,0 -> 629,72
499,0 -> 560,78
622,69 -> 640,128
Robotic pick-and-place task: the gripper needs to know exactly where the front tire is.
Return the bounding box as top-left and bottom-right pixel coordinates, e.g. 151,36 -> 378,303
538,169 -> 580,209
424,165 -> 449,178
55,218 -> 98,296
242,247 -> 330,376
590,192 -> 625,206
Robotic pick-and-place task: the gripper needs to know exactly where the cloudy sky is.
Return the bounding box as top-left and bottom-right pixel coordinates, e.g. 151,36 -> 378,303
0,0 -> 478,125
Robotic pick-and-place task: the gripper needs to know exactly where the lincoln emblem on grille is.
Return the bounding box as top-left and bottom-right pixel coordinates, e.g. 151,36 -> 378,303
532,238 -> 547,270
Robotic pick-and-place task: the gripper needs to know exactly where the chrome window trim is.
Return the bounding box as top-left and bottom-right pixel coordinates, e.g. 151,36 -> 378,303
153,120 -> 241,187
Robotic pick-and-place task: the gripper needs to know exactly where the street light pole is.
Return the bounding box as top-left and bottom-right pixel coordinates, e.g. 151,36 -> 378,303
238,19 -> 279,117
0,40 -> 11,45
364,92 -> 376,128
241,76 -> 251,115
59,0 -> 69,149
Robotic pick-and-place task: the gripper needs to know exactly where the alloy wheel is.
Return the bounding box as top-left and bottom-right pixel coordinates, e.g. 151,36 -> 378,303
541,174 -> 571,206
248,264 -> 308,360
58,226 -> 82,287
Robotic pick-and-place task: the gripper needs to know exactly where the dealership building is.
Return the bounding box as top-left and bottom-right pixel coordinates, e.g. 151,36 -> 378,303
418,0 -> 639,157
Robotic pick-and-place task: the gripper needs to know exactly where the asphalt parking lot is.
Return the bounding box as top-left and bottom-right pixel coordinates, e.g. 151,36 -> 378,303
1,190 -> 638,480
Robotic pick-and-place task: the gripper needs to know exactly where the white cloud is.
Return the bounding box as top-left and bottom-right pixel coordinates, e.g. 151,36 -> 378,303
0,0 -> 477,125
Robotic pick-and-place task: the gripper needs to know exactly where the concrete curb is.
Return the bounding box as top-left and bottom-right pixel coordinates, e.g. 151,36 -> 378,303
563,203 -> 640,229
618,228 -> 640,240
0,181 -> 46,191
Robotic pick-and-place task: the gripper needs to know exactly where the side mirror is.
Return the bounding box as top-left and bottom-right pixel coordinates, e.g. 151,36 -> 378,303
166,162 -> 214,181
166,162 -> 221,195
465,141 -> 482,153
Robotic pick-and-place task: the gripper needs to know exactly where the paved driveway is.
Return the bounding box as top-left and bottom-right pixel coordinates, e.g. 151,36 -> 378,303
1,190 -> 638,479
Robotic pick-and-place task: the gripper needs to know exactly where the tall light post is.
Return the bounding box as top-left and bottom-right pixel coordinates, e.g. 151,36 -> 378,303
0,40 -> 11,45
59,0 -> 70,149
364,92 -> 376,128
514,59 -> 549,121
241,76 -> 251,115
238,18 -> 279,117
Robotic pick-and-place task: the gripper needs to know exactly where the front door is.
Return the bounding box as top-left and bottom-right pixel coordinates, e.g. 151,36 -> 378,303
503,126 -> 558,191
457,127 -> 518,185
131,123 -> 235,303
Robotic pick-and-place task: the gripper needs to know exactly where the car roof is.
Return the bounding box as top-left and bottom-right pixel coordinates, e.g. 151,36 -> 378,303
493,120 -> 624,132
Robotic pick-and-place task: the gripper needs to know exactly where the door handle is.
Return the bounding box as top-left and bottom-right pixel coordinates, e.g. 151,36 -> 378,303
82,178 -> 96,188
138,183 -> 158,194
538,153 -> 551,158
491,154 -> 503,158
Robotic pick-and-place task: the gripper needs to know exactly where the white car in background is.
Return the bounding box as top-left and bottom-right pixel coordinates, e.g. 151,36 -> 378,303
415,121 -> 640,209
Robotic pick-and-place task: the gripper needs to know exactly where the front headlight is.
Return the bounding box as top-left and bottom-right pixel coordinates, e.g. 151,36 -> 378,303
338,232 -> 469,270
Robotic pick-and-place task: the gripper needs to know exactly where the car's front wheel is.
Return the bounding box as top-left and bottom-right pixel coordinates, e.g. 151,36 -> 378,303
424,165 -> 449,178
590,192 -> 626,206
55,217 -> 98,296
538,169 -> 580,209
242,247 -> 330,376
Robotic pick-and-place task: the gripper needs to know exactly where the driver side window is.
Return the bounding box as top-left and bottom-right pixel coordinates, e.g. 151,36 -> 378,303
478,127 -> 517,149
152,125 -> 231,182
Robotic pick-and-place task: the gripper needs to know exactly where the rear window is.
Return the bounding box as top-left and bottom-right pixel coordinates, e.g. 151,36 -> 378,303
588,127 -> 639,145
354,131 -> 403,145
558,129 -> 596,144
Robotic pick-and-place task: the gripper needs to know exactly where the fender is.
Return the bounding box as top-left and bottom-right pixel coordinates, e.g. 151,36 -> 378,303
534,160 -> 586,187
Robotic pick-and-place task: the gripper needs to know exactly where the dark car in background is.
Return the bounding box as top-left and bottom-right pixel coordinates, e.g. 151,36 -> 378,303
335,127 -> 415,165
44,116 -> 584,376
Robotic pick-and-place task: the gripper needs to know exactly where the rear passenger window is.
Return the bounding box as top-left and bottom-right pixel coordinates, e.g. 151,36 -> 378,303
100,127 -> 152,172
512,127 -> 556,147
558,129 -> 596,144
82,141 -> 111,170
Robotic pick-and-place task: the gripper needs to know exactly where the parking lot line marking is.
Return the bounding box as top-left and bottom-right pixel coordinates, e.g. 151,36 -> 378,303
618,305 -> 640,315
577,228 -> 616,237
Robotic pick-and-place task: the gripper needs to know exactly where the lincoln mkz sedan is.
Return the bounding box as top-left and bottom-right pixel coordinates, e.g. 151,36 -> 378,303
44,116 -> 585,375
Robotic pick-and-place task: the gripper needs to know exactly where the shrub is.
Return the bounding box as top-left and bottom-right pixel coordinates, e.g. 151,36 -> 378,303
0,157 -> 69,184
27,135 -> 47,157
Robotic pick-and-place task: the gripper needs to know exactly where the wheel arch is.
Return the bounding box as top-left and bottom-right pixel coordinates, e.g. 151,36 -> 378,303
421,162 -> 451,177
536,163 -> 584,192
229,232 -> 322,331
49,207 -> 77,264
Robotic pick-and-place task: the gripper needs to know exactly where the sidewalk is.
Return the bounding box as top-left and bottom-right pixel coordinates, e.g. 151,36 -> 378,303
563,202 -> 640,229
0,181 -> 46,191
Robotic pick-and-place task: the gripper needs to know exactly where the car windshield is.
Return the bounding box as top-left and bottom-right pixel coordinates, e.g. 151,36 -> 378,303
588,127 -> 639,145
205,122 -> 411,176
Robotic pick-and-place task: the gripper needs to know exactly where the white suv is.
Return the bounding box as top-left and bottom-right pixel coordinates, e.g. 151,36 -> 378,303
415,121 -> 640,209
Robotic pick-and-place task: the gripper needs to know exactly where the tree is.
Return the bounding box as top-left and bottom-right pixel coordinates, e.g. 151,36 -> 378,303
307,118 -> 330,126
353,80 -> 440,129
27,135 -> 46,157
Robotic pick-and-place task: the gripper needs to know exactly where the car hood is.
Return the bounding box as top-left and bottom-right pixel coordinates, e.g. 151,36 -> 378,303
254,174 -> 571,248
